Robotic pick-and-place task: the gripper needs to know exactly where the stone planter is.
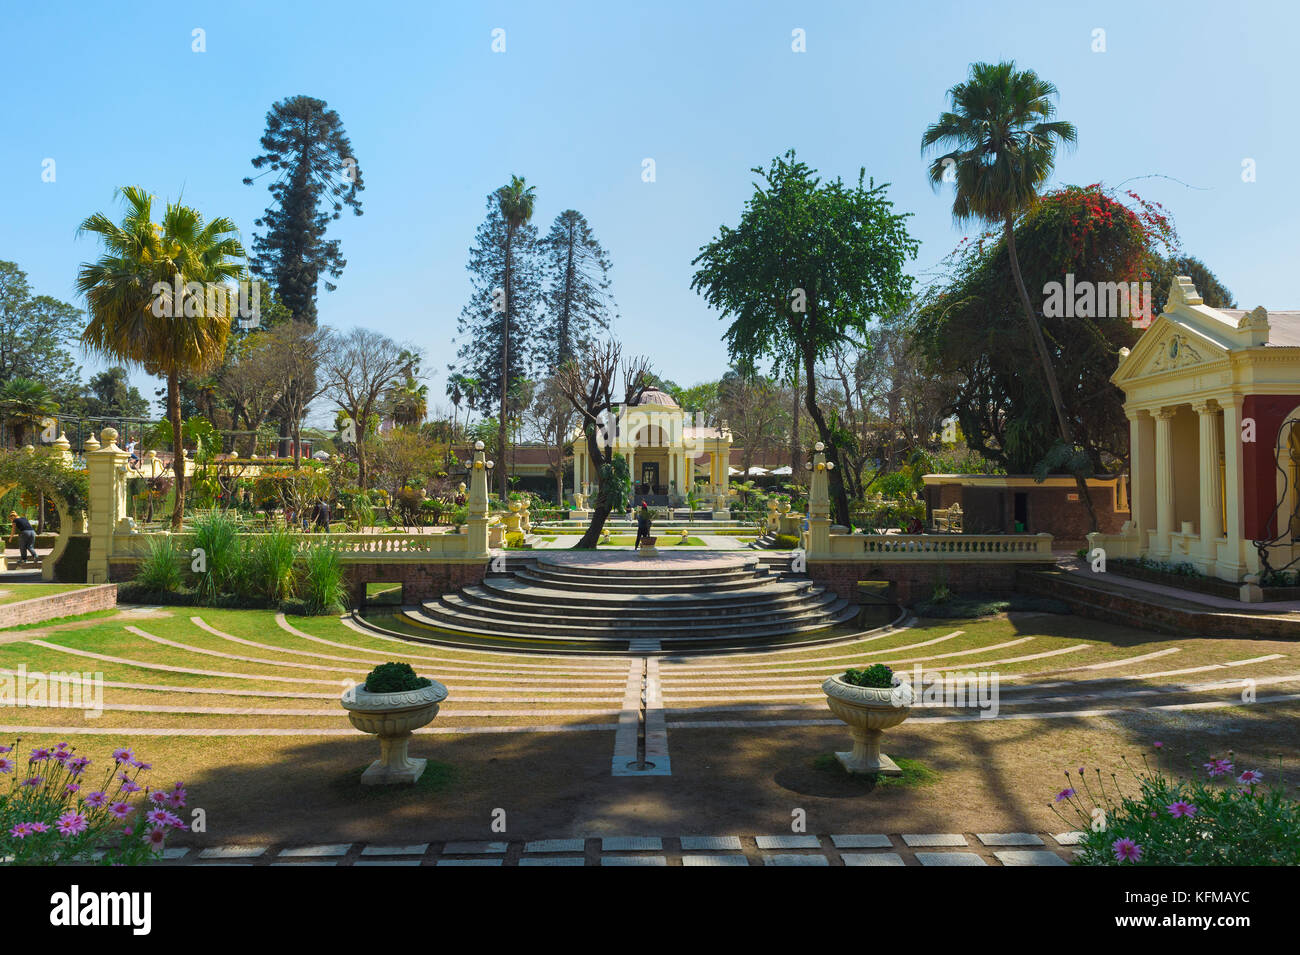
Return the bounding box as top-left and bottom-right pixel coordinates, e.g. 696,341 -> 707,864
821,675 -> 912,776
341,681 -> 448,785
637,536 -> 658,558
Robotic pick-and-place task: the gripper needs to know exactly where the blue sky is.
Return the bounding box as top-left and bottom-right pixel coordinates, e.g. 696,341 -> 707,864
2,0 -> 1295,420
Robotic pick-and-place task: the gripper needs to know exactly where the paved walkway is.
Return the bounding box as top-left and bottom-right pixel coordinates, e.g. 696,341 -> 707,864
157,831 -> 1082,866
1059,562 -> 1300,614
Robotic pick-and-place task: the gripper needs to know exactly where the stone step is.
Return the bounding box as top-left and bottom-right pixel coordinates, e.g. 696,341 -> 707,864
435,588 -> 845,629
476,574 -> 819,609
531,556 -> 761,579
509,566 -> 782,595
403,601 -> 859,645
454,581 -> 834,619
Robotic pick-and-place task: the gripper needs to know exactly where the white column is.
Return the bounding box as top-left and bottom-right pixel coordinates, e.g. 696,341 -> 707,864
1220,395 -> 1247,578
1127,413 -> 1148,543
1196,402 -> 1224,572
1154,408 -> 1176,556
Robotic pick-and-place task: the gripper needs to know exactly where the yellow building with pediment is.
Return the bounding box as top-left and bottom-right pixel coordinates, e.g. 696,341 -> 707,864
570,387 -> 734,508
1090,276 -> 1300,589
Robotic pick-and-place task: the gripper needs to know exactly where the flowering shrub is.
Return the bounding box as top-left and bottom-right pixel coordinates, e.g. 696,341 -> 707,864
0,740 -> 187,865
1051,747 -> 1300,865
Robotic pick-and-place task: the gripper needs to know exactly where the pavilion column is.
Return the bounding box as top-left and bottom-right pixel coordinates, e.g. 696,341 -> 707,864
1220,395 -> 1248,578
1154,408 -> 1177,556
1127,411 -> 1151,547
1196,402 -> 1224,571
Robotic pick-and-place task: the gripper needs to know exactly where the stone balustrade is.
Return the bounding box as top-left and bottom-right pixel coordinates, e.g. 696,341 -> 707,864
824,531 -> 1054,560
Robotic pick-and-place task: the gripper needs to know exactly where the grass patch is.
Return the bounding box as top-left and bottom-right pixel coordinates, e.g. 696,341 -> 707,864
812,753 -> 938,788
912,593 -> 1071,618
0,583 -> 95,605
336,760 -> 457,797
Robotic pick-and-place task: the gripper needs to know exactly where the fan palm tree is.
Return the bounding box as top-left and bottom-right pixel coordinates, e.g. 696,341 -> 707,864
921,61 -> 1078,451
76,186 -> 246,529
0,378 -> 59,447
496,174 -> 536,496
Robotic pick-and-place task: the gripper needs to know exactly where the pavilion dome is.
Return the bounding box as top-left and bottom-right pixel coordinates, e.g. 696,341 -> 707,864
637,387 -> 679,408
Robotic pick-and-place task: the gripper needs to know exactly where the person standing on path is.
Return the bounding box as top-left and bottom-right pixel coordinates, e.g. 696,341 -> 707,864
9,511 -> 37,564
634,503 -> 652,550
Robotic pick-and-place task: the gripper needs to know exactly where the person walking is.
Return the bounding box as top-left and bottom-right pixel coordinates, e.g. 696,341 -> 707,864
9,511 -> 37,565
313,498 -> 332,534
634,503 -> 652,551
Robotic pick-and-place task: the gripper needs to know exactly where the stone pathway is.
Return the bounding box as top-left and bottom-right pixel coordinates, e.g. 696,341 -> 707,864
159,832 -> 1082,866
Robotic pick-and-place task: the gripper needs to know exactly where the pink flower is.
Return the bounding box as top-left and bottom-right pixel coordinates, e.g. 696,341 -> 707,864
8,823 -> 32,839
0,757 -> 13,774
28,822 -> 49,833
52,749 -> 71,764
143,827 -> 167,852
56,812 -> 88,836
1112,838 -> 1143,862
84,791 -> 108,809
119,779 -> 142,795
0,744 -> 12,754
1153,741 -> 1163,749
21,776 -> 42,787
112,747 -> 134,764
166,790 -> 186,809
1204,758 -> 1234,777
68,757 -> 91,776
131,761 -> 152,771
1237,769 -> 1263,785
107,802 -> 132,820
1167,801 -> 1197,818
64,783 -> 81,795
145,809 -> 171,827
28,747 -> 51,762
149,791 -> 168,805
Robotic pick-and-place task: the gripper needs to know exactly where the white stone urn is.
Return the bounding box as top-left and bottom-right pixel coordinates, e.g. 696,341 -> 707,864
821,675 -> 912,776
341,680 -> 448,785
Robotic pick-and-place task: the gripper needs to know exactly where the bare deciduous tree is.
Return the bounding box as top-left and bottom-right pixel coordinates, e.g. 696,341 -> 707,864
556,340 -> 651,548
320,328 -> 416,488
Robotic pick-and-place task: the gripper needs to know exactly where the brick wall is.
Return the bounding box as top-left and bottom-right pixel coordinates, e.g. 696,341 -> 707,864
346,561 -> 487,606
808,560 -> 1052,605
924,479 -> 1125,547
0,584 -> 117,628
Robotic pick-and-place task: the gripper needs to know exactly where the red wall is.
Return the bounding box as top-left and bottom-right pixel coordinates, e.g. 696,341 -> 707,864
1241,395 -> 1300,540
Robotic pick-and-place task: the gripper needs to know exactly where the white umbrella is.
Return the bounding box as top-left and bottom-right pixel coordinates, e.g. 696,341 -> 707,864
747,466 -> 769,476
769,465 -> 793,476
728,466 -> 744,476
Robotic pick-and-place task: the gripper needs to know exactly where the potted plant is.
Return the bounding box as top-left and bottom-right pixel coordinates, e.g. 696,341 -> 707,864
341,662 -> 448,785
821,663 -> 912,776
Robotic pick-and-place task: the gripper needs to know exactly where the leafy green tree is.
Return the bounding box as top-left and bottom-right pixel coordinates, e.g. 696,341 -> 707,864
1147,254 -> 1235,315
539,209 -> 616,368
495,176 -> 537,497
0,260 -> 83,395
910,183 -> 1176,479
80,366 -> 150,418
76,186 -> 245,529
0,378 -> 59,447
691,151 -> 918,525
243,95 -> 363,324
921,61 -> 1095,522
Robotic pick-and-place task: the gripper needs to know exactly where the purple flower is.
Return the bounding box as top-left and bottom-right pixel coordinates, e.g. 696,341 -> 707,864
120,779 -> 142,795
1204,758 -> 1234,777
112,747 -> 134,764
0,757 -> 13,774
21,776 -> 42,788
28,747 -> 51,762
1237,769 -> 1263,785
1112,838 -> 1143,863
1167,801 -> 1198,818
107,802 -> 131,821
56,812 -> 88,836
143,827 -> 167,852
1153,741 -> 1163,749
8,822 -> 32,839
1055,788 -> 1076,802
84,791 -> 108,809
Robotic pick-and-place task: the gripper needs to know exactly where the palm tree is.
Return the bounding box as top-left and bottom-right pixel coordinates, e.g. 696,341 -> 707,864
922,61 -> 1077,448
922,62 -> 1097,528
77,186 -> 245,529
0,378 -> 59,447
496,175 -> 536,497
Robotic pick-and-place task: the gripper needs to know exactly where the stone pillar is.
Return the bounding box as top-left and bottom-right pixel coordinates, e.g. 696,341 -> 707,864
1154,408 -> 1177,557
808,444 -> 832,556
466,442 -> 490,557
1127,411 -> 1153,548
86,428 -> 129,584
1196,402 -> 1224,571
1220,395 -> 1248,578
